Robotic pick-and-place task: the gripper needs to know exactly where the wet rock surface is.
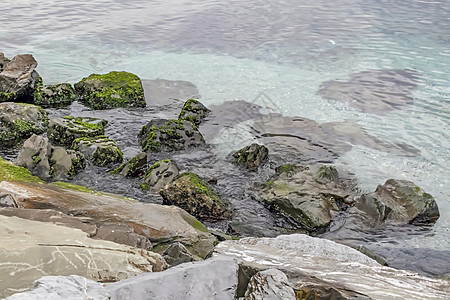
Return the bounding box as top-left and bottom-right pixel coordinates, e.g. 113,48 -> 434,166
0,54 -> 41,103
72,135 -> 123,167
74,71 -> 146,110
233,143 -> 268,171
0,102 -> 48,148
47,116 -> 107,147
112,151 -> 147,177
142,159 -> 179,192
33,82 -> 76,108
18,134 -> 85,180
178,98 -> 210,126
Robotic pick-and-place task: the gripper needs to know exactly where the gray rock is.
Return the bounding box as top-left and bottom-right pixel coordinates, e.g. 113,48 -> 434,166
141,78 -> 200,107
178,98 -> 210,126
356,179 -> 440,226
163,242 -> 196,267
0,54 -> 41,103
233,143 -> 268,171
33,83 -> 76,108
138,118 -> 206,152
260,164 -> 354,231
71,135 -> 123,167
244,269 -> 295,300
17,134 -> 85,180
0,53 -> 10,72
47,116 -> 107,147
213,234 -> 450,300
107,257 -> 238,300
142,159 -> 179,192
0,102 -> 48,148
112,152 -> 147,177
0,214 -> 167,298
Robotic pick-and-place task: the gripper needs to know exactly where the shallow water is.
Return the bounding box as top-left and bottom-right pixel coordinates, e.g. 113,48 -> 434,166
1,0 -> 449,274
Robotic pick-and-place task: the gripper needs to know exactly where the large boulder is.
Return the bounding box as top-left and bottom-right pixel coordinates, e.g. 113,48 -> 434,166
0,215 -> 166,298
0,54 -> 41,103
47,116 -> 107,147
356,179 -> 440,226
74,71 -> 146,109
71,135 -> 123,167
138,119 -> 206,152
178,98 -> 210,126
160,172 -> 229,222
213,234 -> 450,300
33,82 -> 76,108
233,143 -> 268,171
17,134 -> 85,180
0,102 -> 48,148
141,159 -> 179,192
0,180 -> 218,259
112,152 -> 147,177
260,164 -> 354,232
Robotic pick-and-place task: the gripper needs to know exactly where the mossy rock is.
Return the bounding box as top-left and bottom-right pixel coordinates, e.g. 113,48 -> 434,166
74,71 -> 146,110
33,82 -> 76,108
112,152 -> 147,177
0,156 -> 43,183
233,143 -> 268,171
0,102 -> 48,148
141,159 -> 179,192
178,98 -> 210,126
138,119 -> 205,153
71,135 -> 123,167
47,116 -> 107,148
160,172 -> 229,222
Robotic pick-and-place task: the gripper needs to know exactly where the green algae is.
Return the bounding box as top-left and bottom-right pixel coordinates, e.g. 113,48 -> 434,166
0,157 -> 43,183
51,181 -> 135,201
33,82 -> 76,108
181,212 -> 209,233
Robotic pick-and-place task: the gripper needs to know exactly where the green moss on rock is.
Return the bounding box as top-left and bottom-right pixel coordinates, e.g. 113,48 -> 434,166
178,98 -> 210,126
0,157 -> 43,183
33,82 -> 76,108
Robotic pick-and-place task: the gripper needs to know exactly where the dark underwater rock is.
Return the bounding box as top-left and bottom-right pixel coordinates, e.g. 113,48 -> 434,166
138,119 -> 205,152
33,82 -> 76,108
178,98 -> 210,126
17,134 -> 85,180
142,159 -> 180,192
71,135 -> 123,167
0,54 -> 41,103
112,152 -> 147,177
0,102 -> 48,148
74,71 -> 146,110
317,69 -> 420,114
47,116 -> 107,148
233,143 -> 268,171
160,172 -> 229,222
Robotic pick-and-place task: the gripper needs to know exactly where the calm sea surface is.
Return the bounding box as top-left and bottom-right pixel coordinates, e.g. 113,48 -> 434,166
1,0 -> 449,251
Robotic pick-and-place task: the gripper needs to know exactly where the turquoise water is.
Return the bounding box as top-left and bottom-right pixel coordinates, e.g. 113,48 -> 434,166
1,0 -> 449,250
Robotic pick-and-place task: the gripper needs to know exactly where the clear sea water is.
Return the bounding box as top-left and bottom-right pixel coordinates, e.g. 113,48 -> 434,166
1,1 -> 449,252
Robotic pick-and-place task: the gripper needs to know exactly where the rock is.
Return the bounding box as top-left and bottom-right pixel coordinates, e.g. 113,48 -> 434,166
0,54 -> 41,103
74,71 -> 146,110
112,152 -> 147,177
163,242 -> 196,267
138,118 -> 206,152
107,257 -> 238,300
141,159 -> 179,192
0,157 -> 43,183
356,179 -> 440,226
0,214 -> 167,298
4,275 -> 109,300
213,234 -> 450,300
178,98 -> 210,126
33,83 -> 76,108
244,269 -> 296,300
160,172 -> 229,222
260,164 -> 354,232
0,180 -> 218,259
47,116 -> 107,147
71,135 -> 123,167
141,78 -> 200,107
233,143 -> 268,171
0,53 -> 10,71
0,102 -> 48,148
17,134 -> 86,180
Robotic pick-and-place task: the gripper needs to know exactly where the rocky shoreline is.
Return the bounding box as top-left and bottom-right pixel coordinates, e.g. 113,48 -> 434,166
0,52 -> 449,299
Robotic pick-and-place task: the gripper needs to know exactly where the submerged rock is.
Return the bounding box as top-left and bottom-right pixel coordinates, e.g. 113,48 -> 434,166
0,54 -> 41,103
112,152 -> 147,177
0,180 -> 218,259
356,179 -> 440,226
142,159 -> 179,192
260,164 -> 354,232
160,172 -> 229,222
233,143 -> 268,171
74,71 -> 146,110
0,102 -> 48,148
138,118 -> 205,152
47,116 -> 107,147
141,78 -> 201,107
317,69 -> 420,114
213,234 -> 450,300
71,135 -> 123,167
33,82 -> 76,108
178,98 -> 210,126
0,215 -> 166,298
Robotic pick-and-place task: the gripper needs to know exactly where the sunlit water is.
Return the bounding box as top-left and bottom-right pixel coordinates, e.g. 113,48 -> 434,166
1,0 -> 449,269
